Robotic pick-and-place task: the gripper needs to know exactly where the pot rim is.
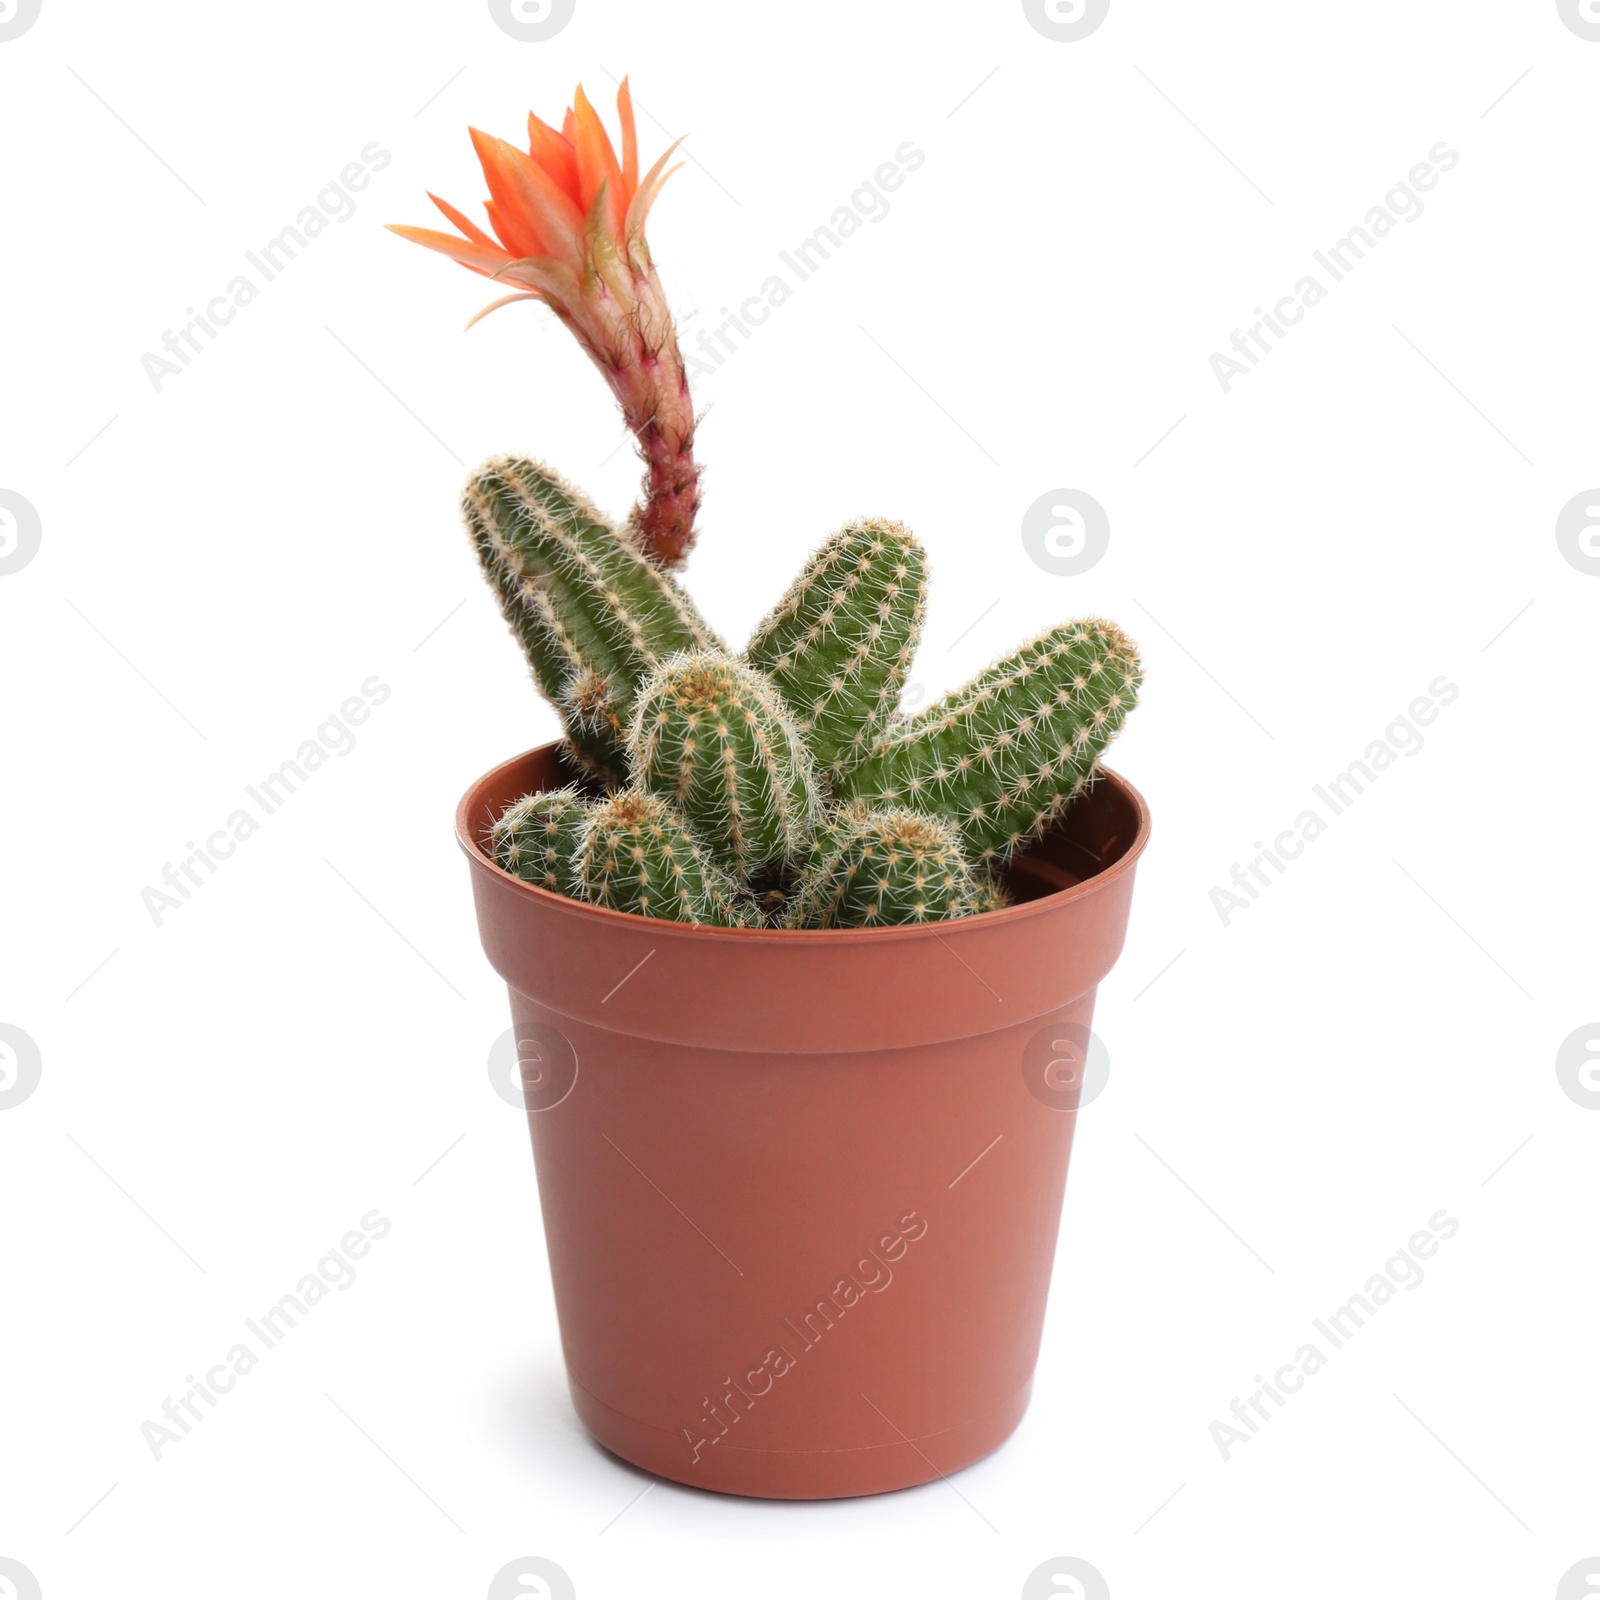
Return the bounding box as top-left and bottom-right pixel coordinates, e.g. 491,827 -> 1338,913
456,742 -> 1151,944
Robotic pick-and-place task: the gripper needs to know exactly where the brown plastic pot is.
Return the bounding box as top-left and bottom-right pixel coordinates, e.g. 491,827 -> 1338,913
457,742 -> 1150,1499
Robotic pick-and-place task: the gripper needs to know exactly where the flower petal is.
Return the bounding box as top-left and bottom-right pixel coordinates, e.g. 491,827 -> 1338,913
570,83 -> 626,242
527,110 -> 582,206
616,77 -> 638,198
624,140 -> 684,241
471,129 -> 587,269
428,191 -> 497,250
468,129 -> 545,256
465,291 -> 544,330
387,224 -> 511,279
483,200 -> 526,256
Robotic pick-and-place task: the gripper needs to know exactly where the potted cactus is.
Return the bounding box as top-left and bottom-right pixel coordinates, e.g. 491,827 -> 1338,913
396,81 -> 1150,1499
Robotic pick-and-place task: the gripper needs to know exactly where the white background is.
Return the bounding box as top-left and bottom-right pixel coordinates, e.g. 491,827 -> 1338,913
3,1 -> 1597,1596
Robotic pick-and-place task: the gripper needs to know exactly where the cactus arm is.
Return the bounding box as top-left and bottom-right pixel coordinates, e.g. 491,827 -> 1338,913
785,805 -> 978,928
489,786 -> 591,891
571,788 -> 742,925
463,457 -> 721,776
745,519 -> 927,784
835,618 -> 1141,868
971,873 -> 1014,915
482,561 -> 627,779
627,650 -> 818,876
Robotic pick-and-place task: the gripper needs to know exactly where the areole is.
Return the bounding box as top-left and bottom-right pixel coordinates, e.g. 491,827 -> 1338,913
459,742 -> 1151,1498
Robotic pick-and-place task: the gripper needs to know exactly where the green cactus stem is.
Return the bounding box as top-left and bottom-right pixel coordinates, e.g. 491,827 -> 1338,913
745,519 -> 927,782
836,618 -> 1141,867
971,874 -> 1014,915
786,805 -> 978,928
462,456 -> 721,778
745,798 -> 867,926
627,649 -> 818,876
795,798 -> 870,873
570,788 -> 741,925
489,786 -> 590,892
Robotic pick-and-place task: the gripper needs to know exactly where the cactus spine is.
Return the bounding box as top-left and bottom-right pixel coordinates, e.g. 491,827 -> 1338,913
836,618 -> 1142,867
463,457 -> 721,778
627,649 -> 818,875
786,806 -> 978,928
489,786 -> 589,891
571,789 -> 741,925
971,874 -> 1014,915
745,519 -> 927,782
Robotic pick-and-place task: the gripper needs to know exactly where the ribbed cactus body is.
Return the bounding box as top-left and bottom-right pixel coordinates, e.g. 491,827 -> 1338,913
745,519 -> 927,782
972,874 -> 1014,915
627,650 -> 817,875
786,805 -> 978,928
463,456 -> 720,778
489,786 -> 590,891
836,618 -> 1142,866
795,798 -> 870,874
571,789 -> 740,924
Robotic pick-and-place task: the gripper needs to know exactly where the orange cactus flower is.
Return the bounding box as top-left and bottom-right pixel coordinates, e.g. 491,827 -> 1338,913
390,80 -> 701,570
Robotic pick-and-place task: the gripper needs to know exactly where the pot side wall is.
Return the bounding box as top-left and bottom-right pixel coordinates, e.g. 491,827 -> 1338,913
460,744 -> 1150,1498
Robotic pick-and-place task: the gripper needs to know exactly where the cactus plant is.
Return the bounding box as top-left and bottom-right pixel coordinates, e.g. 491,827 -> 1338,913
398,79 -> 1143,929
745,519 -> 927,783
570,789 -> 742,925
472,552 -> 1138,924
627,649 -> 817,876
786,806 -> 978,928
